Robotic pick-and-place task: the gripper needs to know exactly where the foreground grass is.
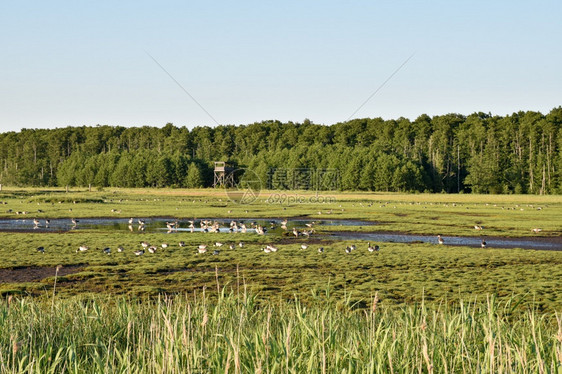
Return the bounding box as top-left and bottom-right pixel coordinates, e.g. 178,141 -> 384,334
1,292 -> 561,373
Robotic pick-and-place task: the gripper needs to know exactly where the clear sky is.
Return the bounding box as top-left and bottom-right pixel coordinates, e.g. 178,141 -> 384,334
1,0 -> 561,132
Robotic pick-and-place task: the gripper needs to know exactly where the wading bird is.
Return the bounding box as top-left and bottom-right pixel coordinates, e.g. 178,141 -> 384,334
437,235 -> 444,245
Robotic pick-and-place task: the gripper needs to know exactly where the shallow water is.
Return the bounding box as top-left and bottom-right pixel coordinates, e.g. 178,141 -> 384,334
0,217 -> 558,251
0,217 -> 373,234
329,232 -> 561,251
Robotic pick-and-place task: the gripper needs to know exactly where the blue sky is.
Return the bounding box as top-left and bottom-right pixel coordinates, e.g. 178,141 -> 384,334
1,1 -> 561,131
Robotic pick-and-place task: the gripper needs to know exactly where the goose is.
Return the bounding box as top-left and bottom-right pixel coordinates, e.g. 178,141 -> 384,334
45,219 -> 50,226
134,249 -> 145,256
215,242 -> 223,247
33,218 -> 40,227
318,247 -> 324,253
77,245 -> 89,252
532,228 -> 542,233
148,246 -> 157,254
198,245 -> 207,254
161,243 -> 169,249
229,244 -> 235,250
138,219 -> 145,225
266,245 -> 278,252
103,247 -> 111,255
141,241 -> 150,248
349,244 -> 357,251
367,242 -> 380,252
212,250 -> 220,255
128,218 -> 134,225
117,246 -> 124,253
71,218 -> 79,226
474,225 -> 483,230
238,242 -> 244,248
300,244 -> 308,250
481,240 -> 487,248
262,246 -> 272,253
437,235 -> 444,245
345,246 -> 352,254
178,241 -> 186,247
36,246 -> 45,253
292,228 -> 299,237
128,225 -> 134,232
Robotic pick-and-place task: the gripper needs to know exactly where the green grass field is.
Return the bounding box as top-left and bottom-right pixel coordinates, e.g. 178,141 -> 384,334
1,187 -> 561,372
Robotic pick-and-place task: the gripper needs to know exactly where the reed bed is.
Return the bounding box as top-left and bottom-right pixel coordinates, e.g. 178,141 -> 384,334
1,289 -> 561,373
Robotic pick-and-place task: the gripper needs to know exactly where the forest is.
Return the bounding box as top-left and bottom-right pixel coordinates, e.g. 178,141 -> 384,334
1,108 -> 561,194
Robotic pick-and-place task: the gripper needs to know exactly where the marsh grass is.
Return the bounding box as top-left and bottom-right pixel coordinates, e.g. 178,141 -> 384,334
1,289 -> 561,373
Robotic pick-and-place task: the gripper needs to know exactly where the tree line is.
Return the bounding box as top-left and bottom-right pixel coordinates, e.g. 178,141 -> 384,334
1,108 -> 561,193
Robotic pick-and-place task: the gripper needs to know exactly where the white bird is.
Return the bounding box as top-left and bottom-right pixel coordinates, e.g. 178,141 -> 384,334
148,246 -> 157,254
262,246 -> 272,253
198,245 -> 207,254
117,246 -> 124,253
141,241 -> 150,248
437,235 -> 444,245
266,245 -> 278,252
179,241 -> 186,247
345,246 -> 352,254
77,245 -> 89,252
532,228 -> 542,233
318,247 -> 324,253
481,240 -> 487,248
474,225 -> 483,230
229,244 -> 235,250
300,244 -> 308,250
238,242 -> 244,248
134,249 -> 145,256
161,243 -> 169,249
215,242 -> 223,247
367,242 -> 380,252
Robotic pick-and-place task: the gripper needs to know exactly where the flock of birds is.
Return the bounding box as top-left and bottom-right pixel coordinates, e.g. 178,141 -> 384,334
32,217 -> 384,256
29,213 -> 548,254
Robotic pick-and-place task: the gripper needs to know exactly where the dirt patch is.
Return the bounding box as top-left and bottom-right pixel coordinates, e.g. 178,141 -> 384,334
0,265 -> 84,284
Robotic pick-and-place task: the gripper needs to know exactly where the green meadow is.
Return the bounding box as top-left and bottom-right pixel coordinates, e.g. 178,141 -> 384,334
1,187 -> 561,372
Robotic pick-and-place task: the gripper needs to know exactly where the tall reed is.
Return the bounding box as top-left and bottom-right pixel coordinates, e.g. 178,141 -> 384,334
1,289 -> 561,373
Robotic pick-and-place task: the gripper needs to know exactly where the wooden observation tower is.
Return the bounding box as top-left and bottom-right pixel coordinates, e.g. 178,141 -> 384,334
213,161 -> 235,188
